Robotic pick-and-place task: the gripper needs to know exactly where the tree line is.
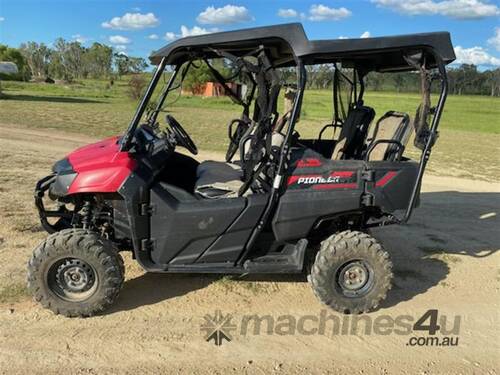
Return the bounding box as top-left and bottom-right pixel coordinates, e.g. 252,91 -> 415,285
180,61 -> 500,97
1,41 -> 499,97
0,39 -> 148,82
303,64 -> 500,97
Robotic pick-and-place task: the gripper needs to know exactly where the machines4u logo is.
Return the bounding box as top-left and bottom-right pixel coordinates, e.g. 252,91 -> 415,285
200,310 -> 236,346
201,309 -> 460,347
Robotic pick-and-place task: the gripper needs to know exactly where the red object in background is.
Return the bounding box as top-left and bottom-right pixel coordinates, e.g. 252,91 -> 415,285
67,137 -> 136,194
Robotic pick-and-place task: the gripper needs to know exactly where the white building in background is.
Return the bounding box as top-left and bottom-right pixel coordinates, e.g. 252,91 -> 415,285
0,61 -> 19,75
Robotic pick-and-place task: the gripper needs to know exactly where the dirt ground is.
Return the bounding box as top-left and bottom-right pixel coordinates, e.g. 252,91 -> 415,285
0,123 -> 499,374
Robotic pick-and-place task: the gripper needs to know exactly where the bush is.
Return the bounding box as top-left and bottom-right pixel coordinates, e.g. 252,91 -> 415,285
127,74 -> 147,100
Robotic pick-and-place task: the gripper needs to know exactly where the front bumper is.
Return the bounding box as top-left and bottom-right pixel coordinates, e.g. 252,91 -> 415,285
35,174 -> 74,233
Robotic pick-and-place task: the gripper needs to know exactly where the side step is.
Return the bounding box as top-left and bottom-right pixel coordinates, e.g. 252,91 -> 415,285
243,239 -> 308,273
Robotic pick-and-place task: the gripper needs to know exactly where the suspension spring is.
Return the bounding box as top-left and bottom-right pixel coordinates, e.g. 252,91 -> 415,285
81,201 -> 93,229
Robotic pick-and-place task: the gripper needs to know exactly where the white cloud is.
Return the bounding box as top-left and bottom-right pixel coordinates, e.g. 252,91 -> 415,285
180,25 -> 216,37
454,46 -> 500,66
164,26 -> 219,41
278,8 -> 298,18
308,4 -> 352,21
0,17 -> 4,22
72,34 -> 91,44
164,32 -> 177,41
372,0 -> 499,19
488,27 -> 500,52
131,7 -> 141,11
102,12 -> 159,30
197,5 -> 253,25
109,35 -> 131,44
338,32 -> 371,39
114,45 -> 128,52
147,34 -> 159,40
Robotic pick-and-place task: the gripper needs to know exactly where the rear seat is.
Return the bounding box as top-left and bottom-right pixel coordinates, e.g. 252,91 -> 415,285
366,111 -> 412,161
331,106 -> 375,160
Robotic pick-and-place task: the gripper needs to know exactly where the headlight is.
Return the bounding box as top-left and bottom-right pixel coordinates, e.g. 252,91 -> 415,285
52,158 -> 74,174
49,158 -> 77,197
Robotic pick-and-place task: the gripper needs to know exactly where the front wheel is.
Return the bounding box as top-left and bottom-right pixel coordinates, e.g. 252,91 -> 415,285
27,228 -> 124,317
309,230 -> 393,314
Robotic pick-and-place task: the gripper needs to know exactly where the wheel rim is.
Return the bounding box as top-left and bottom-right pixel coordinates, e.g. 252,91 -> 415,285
335,260 -> 374,297
47,258 -> 98,302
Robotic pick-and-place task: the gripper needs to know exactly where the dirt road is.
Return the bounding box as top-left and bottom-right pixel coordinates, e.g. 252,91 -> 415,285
0,123 -> 499,374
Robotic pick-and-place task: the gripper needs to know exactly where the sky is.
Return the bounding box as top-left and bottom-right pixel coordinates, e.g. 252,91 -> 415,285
0,0 -> 499,68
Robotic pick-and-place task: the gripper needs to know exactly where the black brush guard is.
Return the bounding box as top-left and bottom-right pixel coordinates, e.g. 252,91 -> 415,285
34,174 -> 73,233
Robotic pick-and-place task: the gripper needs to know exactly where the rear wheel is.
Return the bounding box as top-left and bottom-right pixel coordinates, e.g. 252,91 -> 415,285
27,228 -> 124,317
309,230 -> 392,314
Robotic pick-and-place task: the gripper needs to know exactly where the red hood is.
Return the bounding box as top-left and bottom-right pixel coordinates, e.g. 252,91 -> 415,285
66,136 -> 137,194
68,136 -> 125,172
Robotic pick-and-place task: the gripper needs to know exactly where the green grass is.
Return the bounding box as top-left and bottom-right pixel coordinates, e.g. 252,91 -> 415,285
1,79 -> 499,181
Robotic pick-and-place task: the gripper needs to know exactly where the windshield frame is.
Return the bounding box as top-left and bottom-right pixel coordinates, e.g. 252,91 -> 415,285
120,57 -> 170,152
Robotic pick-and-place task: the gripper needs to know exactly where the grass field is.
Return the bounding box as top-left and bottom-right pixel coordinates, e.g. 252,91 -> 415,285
1,79 -> 499,181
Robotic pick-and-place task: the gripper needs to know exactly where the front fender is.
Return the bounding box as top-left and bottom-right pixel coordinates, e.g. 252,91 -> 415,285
68,154 -> 136,194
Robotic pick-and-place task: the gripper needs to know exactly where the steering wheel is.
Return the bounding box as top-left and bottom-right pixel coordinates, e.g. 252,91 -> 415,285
226,118 -> 251,162
166,115 -> 198,155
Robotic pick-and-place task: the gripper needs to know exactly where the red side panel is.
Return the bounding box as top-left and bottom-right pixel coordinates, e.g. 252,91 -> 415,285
67,137 -> 136,194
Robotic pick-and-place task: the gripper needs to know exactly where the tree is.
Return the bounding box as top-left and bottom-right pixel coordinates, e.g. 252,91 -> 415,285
127,57 -> 148,74
454,64 -> 478,95
392,73 -> 406,92
366,72 -> 384,91
84,43 -> 113,79
0,44 -> 30,80
19,42 -> 51,80
49,38 -> 85,82
114,53 -> 148,77
483,68 -> 500,97
182,59 -> 231,93
127,74 -> 147,99
183,62 -> 213,93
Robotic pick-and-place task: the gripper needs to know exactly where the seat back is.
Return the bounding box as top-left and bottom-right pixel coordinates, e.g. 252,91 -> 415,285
331,106 -> 375,160
366,111 -> 411,161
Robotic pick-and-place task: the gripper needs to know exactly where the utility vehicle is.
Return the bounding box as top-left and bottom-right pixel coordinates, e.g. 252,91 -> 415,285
28,23 -> 455,317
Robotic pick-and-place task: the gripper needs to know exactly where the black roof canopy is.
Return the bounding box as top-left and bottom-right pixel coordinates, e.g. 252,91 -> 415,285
150,23 -> 455,72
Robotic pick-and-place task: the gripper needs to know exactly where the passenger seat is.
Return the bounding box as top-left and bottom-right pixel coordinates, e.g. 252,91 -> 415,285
366,111 -> 411,161
331,106 -> 375,160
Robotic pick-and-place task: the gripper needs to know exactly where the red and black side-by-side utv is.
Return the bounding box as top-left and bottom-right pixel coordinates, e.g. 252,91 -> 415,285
28,23 -> 455,317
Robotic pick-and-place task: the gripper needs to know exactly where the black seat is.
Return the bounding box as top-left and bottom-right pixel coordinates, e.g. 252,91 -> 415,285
194,132 -> 285,199
194,161 -> 243,199
331,106 -> 375,160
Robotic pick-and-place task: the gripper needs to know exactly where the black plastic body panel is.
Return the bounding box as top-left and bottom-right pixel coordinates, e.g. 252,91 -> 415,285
196,194 -> 268,263
272,189 -> 362,242
366,160 -> 420,212
272,148 -> 420,242
149,183 -> 268,266
150,183 -> 245,265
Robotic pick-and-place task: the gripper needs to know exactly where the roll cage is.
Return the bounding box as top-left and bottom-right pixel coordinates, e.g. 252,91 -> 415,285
120,23 -> 455,229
